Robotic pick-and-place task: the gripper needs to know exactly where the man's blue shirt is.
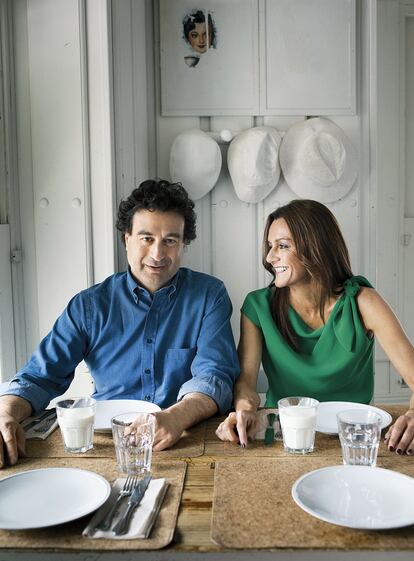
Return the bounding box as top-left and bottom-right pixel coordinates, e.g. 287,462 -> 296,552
7,268 -> 240,413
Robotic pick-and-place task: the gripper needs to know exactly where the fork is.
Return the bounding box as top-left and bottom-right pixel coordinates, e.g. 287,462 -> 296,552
95,474 -> 138,531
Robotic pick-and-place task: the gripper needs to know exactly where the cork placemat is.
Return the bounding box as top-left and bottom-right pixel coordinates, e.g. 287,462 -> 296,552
153,420 -> 206,460
211,456 -> 414,550
26,420 -> 206,459
0,458 -> 186,551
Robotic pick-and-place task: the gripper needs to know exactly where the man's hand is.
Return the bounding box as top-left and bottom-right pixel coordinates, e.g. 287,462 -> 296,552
151,409 -> 188,451
384,409 -> 414,455
128,392 -> 218,452
0,395 -> 33,468
0,413 -> 26,468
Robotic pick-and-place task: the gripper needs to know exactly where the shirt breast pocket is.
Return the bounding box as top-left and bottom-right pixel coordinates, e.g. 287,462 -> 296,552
165,347 -> 197,383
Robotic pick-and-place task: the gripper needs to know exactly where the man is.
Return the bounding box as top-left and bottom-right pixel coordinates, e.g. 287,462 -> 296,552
0,179 -> 239,467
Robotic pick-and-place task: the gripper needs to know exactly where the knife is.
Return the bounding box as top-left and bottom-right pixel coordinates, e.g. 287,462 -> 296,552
23,409 -> 57,432
112,474 -> 152,535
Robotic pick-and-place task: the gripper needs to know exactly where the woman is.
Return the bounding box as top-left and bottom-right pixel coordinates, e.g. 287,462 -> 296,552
183,10 -> 216,54
216,200 -> 414,454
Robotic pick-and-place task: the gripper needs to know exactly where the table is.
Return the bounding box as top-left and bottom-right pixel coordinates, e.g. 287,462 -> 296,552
0,405 -> 413,561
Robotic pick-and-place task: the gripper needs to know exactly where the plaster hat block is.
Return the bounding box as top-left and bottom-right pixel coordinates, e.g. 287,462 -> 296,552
279,118 -> 358,203
169,129 -> 222,201
227,126 -> 282,203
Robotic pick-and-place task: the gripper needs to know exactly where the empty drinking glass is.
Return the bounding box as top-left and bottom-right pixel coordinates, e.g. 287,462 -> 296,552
337,409 -> 382,467
111,412 -> 155,474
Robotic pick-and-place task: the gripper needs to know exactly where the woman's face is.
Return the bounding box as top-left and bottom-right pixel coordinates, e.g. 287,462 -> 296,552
188,22 -> 209,53
265,218 -> 309,289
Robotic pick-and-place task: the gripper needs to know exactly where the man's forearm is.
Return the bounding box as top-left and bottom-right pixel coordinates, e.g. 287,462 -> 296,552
168,392 -> 218,431
0,395 -> 33,422
151,392 -> 218,451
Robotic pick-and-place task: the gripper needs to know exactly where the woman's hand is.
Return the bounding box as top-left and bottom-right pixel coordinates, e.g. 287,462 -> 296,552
384,409 -> 414,455
215,410 -> 259,447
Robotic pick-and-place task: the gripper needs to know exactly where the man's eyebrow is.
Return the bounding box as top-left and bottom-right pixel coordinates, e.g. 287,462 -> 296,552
137,230 -> 182,238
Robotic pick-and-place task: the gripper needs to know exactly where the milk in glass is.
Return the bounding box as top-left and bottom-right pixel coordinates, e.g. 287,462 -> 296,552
278,397 -> 319,454
56,397 -> 96,453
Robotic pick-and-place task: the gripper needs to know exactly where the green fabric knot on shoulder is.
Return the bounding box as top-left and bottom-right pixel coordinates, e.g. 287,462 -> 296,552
343,278 -> 360,298
332,276 -> 374,353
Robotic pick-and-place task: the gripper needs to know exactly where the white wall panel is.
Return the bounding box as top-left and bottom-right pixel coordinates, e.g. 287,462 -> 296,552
113,0 -> 152,200
374,360 -> 390,399
13,0 -> 40,353
27,0 -> 89,337
211,166 -> 258,340
183,197 -> 212,274
86,0 -> 116,284
405,15 -> 414,217
262,0 -> 356,114
0,225 -> 16,381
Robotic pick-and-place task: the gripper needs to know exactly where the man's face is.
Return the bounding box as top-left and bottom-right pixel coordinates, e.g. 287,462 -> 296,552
125,210 -> 185,293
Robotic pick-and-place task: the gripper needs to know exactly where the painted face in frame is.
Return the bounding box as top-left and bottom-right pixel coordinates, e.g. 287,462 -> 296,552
188,22 -> 210,53
124,209 -> 185,293
265,218 -> 309,289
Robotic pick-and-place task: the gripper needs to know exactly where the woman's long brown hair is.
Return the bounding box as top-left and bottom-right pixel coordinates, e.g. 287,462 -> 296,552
262,200 -> 353,351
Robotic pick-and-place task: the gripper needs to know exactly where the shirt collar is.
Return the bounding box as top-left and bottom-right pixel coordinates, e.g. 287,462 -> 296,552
126,268 -> 181,302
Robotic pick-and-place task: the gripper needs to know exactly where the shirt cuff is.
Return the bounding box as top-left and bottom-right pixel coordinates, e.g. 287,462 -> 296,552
177,375 -> 233,415
2,380 -> 52,414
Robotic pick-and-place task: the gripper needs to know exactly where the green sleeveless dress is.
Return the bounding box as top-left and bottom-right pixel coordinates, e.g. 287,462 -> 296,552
241,276 -> 374,407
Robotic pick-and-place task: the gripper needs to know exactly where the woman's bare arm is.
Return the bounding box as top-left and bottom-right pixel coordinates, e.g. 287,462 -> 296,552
358,287 -> 414,454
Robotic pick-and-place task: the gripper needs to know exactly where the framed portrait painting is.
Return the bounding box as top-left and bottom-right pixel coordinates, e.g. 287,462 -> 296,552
159,0 -> 259,116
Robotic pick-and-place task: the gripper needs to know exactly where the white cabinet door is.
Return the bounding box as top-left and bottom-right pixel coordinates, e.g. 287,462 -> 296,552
262,0 -> 356,115
160,0 -> 260,116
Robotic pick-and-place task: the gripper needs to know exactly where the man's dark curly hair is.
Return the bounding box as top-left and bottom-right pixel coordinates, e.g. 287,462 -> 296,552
116,179 -> 197,245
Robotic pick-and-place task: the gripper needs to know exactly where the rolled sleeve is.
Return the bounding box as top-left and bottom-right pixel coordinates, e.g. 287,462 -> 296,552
177,375 -> 234,414
177,283 -> 240,414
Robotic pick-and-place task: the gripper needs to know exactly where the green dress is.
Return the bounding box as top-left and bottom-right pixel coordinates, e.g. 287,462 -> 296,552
241,276 -> 374,407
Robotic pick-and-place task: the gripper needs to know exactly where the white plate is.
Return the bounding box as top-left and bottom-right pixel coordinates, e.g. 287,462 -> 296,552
0,468 -> 110,530
316,402 -> 392,434
292,465 -> 414,529
94,399 -> 161,432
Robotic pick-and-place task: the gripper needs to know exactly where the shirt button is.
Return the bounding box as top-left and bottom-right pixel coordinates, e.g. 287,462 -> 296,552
146,338 -> 153,344
144,368 -> 151,374
144,395 -> 151,401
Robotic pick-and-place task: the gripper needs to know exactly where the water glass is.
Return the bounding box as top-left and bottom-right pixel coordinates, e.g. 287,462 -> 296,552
56,397 -> 96,453
111,412 -> 155,474
278,397 -> 319,454
337,409 -> 382,467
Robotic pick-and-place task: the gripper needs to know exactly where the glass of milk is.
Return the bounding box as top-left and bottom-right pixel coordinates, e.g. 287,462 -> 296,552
111,412 -> 155,474
337,409 -> 382,467
277,397 -> 319,454
56,397 -> 96,453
